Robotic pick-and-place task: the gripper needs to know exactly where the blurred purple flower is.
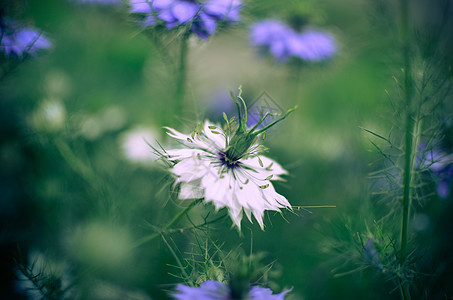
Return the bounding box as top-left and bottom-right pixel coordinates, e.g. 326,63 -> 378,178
289,29 -> 336,61
153,0 -> 200,28
1,21 -> 51,57
192,0 -> 241,39
418,144 -> 453,199
363,239 -> 383,270
76,0 -> 121,4
204,0 -> 241,22
130,0 -> 152,13
172,280 -> 289,300
173,281 -> 230,299
247,285 -> 290,300
250,20 -> 295,62
250,19 -> 336,62
129,0 -> 242,39
130,0 -> 156,25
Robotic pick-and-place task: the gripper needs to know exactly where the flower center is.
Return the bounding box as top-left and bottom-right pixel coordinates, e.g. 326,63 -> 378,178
218,151 -> 240,170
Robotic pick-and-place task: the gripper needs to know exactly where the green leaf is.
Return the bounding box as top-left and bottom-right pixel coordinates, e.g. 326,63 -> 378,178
223,112 -> 228,123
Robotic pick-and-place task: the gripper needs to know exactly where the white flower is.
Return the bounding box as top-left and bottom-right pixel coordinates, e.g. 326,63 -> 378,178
165,120 -> 291,229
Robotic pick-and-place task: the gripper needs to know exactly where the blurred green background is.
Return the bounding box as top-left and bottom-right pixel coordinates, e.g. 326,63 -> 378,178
1,0 -> 452,299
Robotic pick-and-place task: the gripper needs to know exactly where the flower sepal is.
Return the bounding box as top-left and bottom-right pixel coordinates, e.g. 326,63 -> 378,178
223,86 -> 297,163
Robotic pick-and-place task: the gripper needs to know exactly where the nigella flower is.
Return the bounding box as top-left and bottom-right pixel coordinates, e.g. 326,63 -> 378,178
172,280 -> 290,300
129,0 -> 242,39
290,29 -> 336,62
250,19 -> 336,62
164,88 -> 295,229
76,0 -> 121,4
250,20 -> 296,62
0,20 -> 51,57
418,144 -> 453,199
153,0 -> 200,29
204,0 -> 241,22
363,239 -> 383,270
192,0 -> 241,39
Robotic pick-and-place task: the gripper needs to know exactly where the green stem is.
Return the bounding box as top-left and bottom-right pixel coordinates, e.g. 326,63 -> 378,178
54,139 -> 101,192
399,0 -> 413,298
161,234 -> 192,285
399,277 -> 411,300
130,198 -> 203,249
174,33 -> 189,121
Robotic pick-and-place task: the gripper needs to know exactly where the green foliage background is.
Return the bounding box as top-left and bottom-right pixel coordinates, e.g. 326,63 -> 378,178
1,0 -> 452,299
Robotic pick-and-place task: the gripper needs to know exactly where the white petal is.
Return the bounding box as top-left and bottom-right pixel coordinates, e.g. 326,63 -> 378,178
244,208 -> 253,223
202,172 -> 230,209
172,157 -> 208,182
179,180 -> 204,199
166,148 -> 202,160
165,127 -> 190,141
202,120 -> 226,149
241,155 -> 287,178
252,209 -> 265,230
262,183 -> 291,209
228,206 -> 243,229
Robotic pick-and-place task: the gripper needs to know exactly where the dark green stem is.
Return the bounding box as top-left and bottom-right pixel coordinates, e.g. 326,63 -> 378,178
130,198 -> 203,249
400,0 -> 413,298
161,234 -> 192,285
174,33 -> 189,120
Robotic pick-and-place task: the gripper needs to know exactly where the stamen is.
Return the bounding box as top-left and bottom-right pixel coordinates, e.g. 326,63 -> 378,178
218,151 -> 241,170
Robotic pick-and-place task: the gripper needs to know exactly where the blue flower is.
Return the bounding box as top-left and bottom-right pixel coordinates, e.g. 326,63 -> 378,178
76,0 -> 121,4
289,29 -> 336,61
204,0 -> 241,22
193,0 -> 241,39
418,144 -> 453,199
363,239 -> 383,270
130,0 -> 156,26
172,280 -> 290,300
129,0 -> 242,39
250,20 -> 296,62
247,285 -> 290,300
0,20 -> 51,57
250,19 -> 336,62
153,0 -> 200,29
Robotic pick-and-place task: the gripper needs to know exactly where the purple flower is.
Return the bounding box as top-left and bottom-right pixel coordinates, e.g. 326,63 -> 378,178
192,0 -> 241,39
130,0 -> 156,26
190,12 -> 218,39
250,20 -> 296,62
153,0 -> 200,28
129,0 -> 242,39
173,281 -> 230,299
418,144 -> 453,199
172,280 -> 289,300
248,286 -> 290,300
250,19 -> 336,62
1,21 -> 51,57
289,29 -> 336,61
76,0 -> 121,4
363,239 -> 383,270
204,0 -> 241,22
